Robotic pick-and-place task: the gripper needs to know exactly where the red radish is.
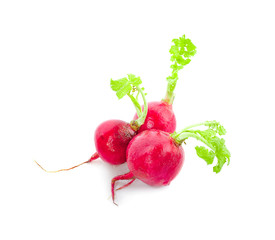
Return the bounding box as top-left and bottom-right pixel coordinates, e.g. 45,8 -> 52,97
35,74 -> 148,172
133,101 -> 176,133
94,119 -> 136,165
111,121 -> 231,204
127,130 -> 184,186
133,35 -> 196,133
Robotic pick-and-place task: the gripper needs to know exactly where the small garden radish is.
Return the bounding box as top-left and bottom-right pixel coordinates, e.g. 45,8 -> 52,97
35,34 -> 231,206
35,74 -> 148,172
111,121 -> 230,204
133,35 -> 196,133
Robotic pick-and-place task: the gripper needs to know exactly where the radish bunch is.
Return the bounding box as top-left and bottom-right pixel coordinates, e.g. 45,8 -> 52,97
36,35 -> 231,205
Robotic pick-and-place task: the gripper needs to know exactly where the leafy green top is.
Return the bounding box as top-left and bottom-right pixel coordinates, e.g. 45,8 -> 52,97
110,74 -> 148,129
164,35 -> 197,104
111,74 -> 142,99
171,121 -> 230,173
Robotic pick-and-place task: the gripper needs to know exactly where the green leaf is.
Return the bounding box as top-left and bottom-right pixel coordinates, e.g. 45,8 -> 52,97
166,35 -> 197,93
127,74 -> 142,87
197,132 -> 230,173
110,74 -> 142,100
204,121 -> 227,135
195,146 -> 215,165
110,78 -> 132,99
196,124 -> 230,173
172,120 -> 230,174
197,129 -> 217,140
110,74 -> 148,128
170,62 -> 184,71
110,77 -> 128,91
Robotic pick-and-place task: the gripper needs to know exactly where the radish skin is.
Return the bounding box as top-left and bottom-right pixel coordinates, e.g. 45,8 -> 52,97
133,101 -> 176,133
127,130 -> 184,186
94,120 -> 136,165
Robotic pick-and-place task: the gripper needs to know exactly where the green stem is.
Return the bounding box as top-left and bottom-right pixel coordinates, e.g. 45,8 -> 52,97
182,122 -> 206,131
170,121 -> 207,140
127,93 -> 142,117
163,84 -> 175,105
163,35 -> 196,105
172,131 -> 215,150
130,86 -> 148,130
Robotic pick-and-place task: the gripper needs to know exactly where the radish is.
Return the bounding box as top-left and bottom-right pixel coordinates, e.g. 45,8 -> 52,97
133,35 -> 196,133
111,121 -> 230,204
35,74 -> 148,172
133,101 -> 176,133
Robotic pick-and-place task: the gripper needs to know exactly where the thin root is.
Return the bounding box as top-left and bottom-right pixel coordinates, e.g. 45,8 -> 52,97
111,172 -> 135,205
34,152 -> 99,173
116,178 -> 135,191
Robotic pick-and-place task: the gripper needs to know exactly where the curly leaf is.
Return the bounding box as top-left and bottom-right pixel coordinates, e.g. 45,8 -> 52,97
173,120 -> 230,174
167,35 -> 197,93
110,74 -> 142,99
195,146 -> 215,165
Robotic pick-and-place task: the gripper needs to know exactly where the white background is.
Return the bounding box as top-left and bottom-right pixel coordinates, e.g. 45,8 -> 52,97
1,0 -> 274,239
